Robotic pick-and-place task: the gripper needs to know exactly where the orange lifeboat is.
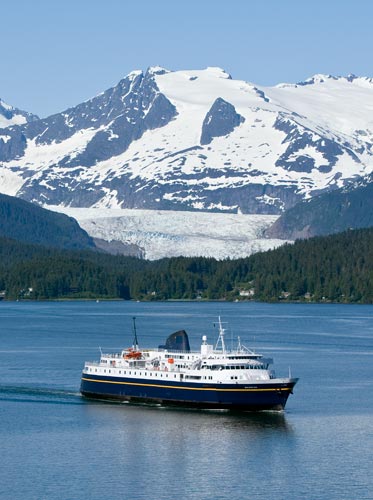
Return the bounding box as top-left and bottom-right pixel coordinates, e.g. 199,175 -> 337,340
125,350 -> 142,360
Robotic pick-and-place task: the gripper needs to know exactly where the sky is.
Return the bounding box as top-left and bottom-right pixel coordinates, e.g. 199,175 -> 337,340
1,0 -> 373,118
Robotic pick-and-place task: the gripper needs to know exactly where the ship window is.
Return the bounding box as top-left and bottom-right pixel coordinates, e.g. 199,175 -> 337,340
95,369 -> 97,372
104,369 -> 106,373
109,370 -> 111,373
119,371 -> 121,374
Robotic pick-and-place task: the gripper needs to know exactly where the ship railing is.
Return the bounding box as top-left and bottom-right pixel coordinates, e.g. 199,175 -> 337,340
100,352 -> 123,358
156,348 -> 192,354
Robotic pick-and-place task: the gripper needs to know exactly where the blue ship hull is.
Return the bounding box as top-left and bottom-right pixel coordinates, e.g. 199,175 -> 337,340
80,373 -> 297,411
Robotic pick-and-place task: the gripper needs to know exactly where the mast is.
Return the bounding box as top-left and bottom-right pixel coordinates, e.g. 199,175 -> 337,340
132,316 -> 139,350
215,316 -> 226,355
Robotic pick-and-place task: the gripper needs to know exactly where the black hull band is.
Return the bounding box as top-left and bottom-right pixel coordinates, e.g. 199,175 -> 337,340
80,374 -> 296,412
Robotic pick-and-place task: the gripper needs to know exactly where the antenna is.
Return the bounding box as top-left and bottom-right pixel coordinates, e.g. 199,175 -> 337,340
132,317 -> 139,350
237,336 -> 242,352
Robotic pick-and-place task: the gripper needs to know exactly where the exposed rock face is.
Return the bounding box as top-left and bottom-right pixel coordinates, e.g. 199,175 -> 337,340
200,97 -> 245,145
93,238 -> 144,258
0,69 -> 177,166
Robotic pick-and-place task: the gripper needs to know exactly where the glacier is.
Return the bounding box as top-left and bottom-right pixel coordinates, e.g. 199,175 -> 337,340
49,206 -> 287,260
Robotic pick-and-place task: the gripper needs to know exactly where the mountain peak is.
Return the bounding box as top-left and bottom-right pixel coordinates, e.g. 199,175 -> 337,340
126,69 -> 143,79
146,66 -> 170,76
0,98 -> 39,128
298,74 -> 337,86
0,98 -> 12,111
204,67 -> 232,79
275,73 -> 373,89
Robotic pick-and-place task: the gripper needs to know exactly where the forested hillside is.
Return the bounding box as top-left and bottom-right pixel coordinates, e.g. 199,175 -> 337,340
266,181 -> 373,240
1,227 -> 373,302
0,193 -> 95,249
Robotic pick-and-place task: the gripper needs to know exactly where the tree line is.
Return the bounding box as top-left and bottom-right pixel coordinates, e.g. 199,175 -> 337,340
1,227 -> 373,303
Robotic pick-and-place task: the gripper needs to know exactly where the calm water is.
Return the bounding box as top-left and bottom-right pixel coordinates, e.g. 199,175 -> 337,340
0,301 -> 373,500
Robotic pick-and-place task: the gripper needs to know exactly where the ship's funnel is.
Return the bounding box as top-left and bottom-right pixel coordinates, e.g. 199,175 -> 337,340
159,330 -> 191,352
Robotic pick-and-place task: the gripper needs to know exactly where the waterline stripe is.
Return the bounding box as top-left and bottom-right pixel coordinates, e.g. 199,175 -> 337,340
81,377 -> 291,392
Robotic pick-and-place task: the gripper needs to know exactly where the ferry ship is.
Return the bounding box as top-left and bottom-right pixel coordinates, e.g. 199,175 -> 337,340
80,318 -> 298,411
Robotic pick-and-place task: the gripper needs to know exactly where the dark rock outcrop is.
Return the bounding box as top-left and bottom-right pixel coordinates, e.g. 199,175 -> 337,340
200,97 -> 244,145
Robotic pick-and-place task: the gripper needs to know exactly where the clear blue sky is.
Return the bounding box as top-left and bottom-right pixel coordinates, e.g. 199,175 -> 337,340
1,0 -> 372,118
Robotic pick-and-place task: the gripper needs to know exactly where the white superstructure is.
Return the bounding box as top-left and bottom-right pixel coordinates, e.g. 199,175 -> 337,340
82,317 -> 284,385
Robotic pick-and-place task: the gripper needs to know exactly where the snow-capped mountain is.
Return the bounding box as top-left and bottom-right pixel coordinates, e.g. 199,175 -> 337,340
0,98 -> 38,128
1,68 -> 373,214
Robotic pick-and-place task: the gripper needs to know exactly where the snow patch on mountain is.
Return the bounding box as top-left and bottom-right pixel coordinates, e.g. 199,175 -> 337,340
0,167 -> 25,195
48,206 -> 286,260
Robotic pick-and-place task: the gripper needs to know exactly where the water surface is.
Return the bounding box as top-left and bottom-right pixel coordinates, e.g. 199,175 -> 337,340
1,301 -> 372,500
